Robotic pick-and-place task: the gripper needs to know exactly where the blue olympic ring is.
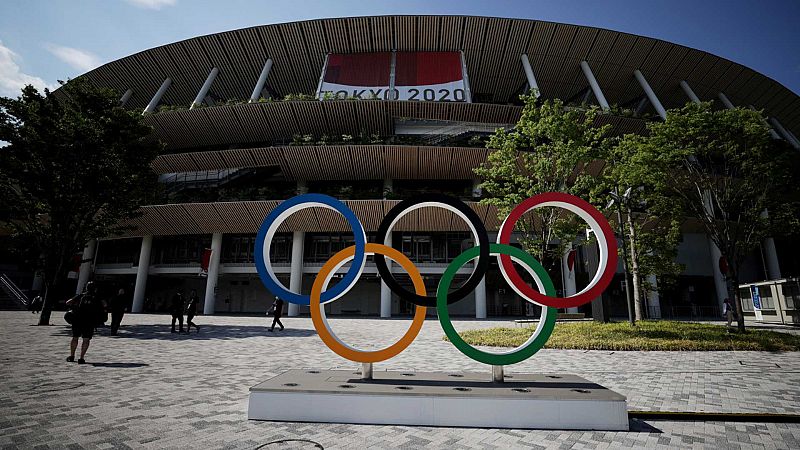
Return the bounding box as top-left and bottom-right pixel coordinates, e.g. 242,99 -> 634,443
254,193 -> 367,305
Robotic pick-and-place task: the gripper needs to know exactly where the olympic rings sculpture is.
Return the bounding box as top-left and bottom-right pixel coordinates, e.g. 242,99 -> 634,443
254,192 -> 617,366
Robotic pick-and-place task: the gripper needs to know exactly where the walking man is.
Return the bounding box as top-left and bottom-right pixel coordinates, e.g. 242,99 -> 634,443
268,296 -> 285,332
186,289 -> 200,333
109,288 -> 127,335
170,291 -> 185,333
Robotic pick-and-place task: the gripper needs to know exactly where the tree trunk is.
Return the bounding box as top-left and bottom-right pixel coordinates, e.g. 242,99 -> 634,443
38,281 -> 54,325
626,213 -> 643,321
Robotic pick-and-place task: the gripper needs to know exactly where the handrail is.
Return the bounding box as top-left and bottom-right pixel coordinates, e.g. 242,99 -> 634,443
0,274 -> 30,306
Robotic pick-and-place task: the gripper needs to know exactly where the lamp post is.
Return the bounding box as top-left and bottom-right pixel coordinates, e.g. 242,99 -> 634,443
608,187 -> 636,326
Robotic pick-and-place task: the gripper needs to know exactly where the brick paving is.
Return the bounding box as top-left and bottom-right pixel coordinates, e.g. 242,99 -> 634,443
1,311 -> 799,449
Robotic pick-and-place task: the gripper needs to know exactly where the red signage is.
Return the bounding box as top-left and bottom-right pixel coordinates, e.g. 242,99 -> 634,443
317,51 -> 470,102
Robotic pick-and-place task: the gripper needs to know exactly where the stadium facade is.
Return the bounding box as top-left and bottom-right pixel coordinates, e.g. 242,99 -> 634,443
16,16 -> 800,318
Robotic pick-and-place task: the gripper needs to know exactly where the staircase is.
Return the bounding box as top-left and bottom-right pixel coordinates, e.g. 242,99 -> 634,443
0,274 -> 29,310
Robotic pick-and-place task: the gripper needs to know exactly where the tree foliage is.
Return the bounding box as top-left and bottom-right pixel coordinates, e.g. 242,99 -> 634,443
0,79 -> 161,324
474,96 -> 611,273
638,102 -> 800,331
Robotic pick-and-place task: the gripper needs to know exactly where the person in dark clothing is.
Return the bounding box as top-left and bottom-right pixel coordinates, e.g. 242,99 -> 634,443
268,296 -> 285,332
29,295 -> 43,314
109,288 -> 128,335
185,290 -> 200,333
170,292 -> 185,333
66,282 -> 104,364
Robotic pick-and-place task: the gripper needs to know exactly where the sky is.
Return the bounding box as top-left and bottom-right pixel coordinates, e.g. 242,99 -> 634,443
1,0 -> 799,98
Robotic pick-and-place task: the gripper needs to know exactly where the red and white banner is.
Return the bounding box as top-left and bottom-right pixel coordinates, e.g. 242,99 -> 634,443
199,248 -> 212,277
317,51 -> 470,102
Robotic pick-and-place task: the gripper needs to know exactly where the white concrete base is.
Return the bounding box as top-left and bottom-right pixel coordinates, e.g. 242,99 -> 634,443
248,370 -> 628,431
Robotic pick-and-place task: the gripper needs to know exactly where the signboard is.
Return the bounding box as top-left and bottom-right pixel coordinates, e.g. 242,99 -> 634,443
750,285 -> 763,321
317,51 -> 471,102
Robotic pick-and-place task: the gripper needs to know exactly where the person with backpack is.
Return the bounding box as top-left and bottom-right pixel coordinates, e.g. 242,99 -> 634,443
185,290 -> 200,333
65,282 -> 105,364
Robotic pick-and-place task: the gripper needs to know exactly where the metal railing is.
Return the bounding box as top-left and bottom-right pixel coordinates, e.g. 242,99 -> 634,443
0,274 -> 30,307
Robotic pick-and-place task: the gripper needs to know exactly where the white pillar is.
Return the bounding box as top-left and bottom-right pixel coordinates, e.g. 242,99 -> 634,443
288,230 -> 304,317
703,193 -> 728,311
132,235 -> 153,313
679,80 -> 701,104
119,89 -> 133,106
647,274 -> 661,319
760,210 -> 781,280
520,54 -> 541,98
203,233 -> 223,315
191,67 -> 219,109
380,233 -> 393,318
475,276 -> 487,319
381,178 -> 393,318
633,70 -> 666,120
717,92 -> 735,110
561,245 -> 578,313
143,78 -> 171,114
769,117 -> 800,149
31,271 -> 44,293
580,61 -> 610,111
249,59 -> 273,102
75,239 -> 97,294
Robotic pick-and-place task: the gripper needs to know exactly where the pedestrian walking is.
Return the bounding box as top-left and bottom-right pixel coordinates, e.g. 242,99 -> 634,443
109,288 -> 127,335
186,290 -> 200,333
170,292 -> 185,333
722,297 -> 737,331
268,296 -> 285,332
65,282 -> 105,364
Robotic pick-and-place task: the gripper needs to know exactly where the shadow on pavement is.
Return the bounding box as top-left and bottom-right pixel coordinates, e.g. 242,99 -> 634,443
50,324 -> 317,340
89,362 -> 149,368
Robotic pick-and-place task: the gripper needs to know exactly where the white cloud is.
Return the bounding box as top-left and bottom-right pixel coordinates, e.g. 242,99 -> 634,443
44,43 -> 102,72
124,0 -> 178,9
0,40 -> 56,97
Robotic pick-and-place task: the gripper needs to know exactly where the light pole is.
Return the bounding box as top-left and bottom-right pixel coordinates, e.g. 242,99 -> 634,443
608,187 -> 636,326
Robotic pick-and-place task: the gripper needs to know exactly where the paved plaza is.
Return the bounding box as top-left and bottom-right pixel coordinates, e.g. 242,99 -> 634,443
1,311 -> 799,449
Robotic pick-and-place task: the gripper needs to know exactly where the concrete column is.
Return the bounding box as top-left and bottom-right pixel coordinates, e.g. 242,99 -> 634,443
647,274 -> 661,319
633,70 -> 666,120
703,193 -> 728,311
381,178 -> 393,318
191,67 -> 219,109
380,233 -> 393,318
760,210 -> 781,280
119,89 -> 133,106
143,78 -> 171,114
562,245 -> 578,313
288,230 -> 304,317
520,54 -> 541,98
769,117 -> 800,149
475,276 -> 487,319
580,61 -> 610,111
717,92 -> 735,110
249,59 -> 273,102
31,271 -> 44,293
75,239 -> 98,294
679,80 -> 701,104
203,233 -> 222,315
132,235 -> 153,313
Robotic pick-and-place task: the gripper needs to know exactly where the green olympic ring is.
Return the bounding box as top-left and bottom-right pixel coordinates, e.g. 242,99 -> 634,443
437,243 -> 558,365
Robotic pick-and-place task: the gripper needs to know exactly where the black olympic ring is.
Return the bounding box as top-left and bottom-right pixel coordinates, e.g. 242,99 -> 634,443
374,193 -> 490,307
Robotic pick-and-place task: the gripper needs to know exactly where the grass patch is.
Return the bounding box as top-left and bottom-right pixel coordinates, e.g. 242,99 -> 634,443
448,321 -> 800,351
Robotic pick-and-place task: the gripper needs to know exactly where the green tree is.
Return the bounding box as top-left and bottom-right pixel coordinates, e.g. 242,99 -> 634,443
0,80 -> 161,325
597,135 -> 684,321
639,102 -> 799,331
474,96 -> 611,281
